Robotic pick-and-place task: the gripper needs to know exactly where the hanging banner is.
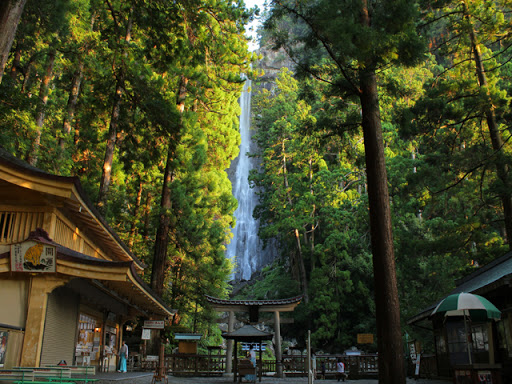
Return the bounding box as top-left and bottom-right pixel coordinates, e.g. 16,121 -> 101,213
415,354 -> 421,376
11,241 -> 56,273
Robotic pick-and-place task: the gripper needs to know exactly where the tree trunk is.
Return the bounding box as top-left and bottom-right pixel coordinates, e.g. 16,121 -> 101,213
27,49 -> 55,166
282,140 -> 309,302
9,41 -> 22,81
142,192 -> 153,241
97,9 -> 133,213
468,16 -> 512,246
359,65 -> 405,384
59,60 -> 84,153
128,177 -> 144,250
59,12 -> 95,157
308,156 -> 316,269
151,75 -> 188,296
0,0 -> 27,85
359,5 -> 404,383
97,74 -> 123,213
151,153 -> 173,296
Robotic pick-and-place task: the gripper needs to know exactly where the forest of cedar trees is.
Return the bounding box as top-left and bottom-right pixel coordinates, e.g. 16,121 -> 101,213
2,0 -> 512,375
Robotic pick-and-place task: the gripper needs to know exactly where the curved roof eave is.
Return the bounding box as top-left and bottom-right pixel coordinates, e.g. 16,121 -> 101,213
205,295 -> 303,312
0,146 -> 145,269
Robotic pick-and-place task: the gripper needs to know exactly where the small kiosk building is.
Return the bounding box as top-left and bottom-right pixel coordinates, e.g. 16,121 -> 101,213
408,252 -> 512,383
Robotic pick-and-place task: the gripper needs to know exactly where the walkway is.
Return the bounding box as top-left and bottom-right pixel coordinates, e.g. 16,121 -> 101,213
92,372 -> 450,384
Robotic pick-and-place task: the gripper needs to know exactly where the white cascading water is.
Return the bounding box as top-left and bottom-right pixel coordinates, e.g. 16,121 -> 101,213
226,79 -> 269,281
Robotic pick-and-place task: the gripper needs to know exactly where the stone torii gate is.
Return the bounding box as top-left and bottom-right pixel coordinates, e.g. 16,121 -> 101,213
205,295 -> 303,378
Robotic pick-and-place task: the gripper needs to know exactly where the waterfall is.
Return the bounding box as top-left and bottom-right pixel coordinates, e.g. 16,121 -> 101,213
226,79 -> 274,281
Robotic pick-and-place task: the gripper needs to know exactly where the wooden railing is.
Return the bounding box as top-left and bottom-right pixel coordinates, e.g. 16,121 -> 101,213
0,211 -> 44,244
139,353 -> 379,378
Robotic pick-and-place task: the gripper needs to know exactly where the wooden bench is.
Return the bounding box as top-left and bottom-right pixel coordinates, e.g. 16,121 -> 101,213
237,359 -> 256,383
47,379 -> 98,383
44,366 -> 95,376
0,369 -> 32,383
14,367 -> 71,379
10,367 -> 72,383
14,381 -> 75,384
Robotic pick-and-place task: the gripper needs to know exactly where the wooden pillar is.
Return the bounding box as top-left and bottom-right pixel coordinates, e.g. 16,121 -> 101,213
21,276 -> 66,367
158,338 -> 165,378
488,322 -> 495,364
226,311 -> 234,374
274,311 -> 283,378
233,340 -> 238,383
259,340 -> 263,382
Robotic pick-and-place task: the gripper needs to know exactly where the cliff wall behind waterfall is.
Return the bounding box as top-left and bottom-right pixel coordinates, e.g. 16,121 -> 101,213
226,49 -> 294,284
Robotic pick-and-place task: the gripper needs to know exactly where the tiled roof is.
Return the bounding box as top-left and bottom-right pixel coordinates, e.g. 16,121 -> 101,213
175,333 -> 202,340
205,295 -> 303,306
222,325 -> 272,340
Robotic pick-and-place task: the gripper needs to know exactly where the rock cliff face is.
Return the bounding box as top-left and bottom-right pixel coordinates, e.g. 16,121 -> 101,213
225,47 -> 293,285
255,46 -> 295,92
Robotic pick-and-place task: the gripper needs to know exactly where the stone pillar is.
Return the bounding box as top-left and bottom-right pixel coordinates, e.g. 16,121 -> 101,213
225,311 -> 235,374
21,276 -> 66,366
274,311 -> 283,378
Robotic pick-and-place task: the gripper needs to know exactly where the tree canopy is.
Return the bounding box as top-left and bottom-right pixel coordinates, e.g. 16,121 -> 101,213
2,0 -> 512,365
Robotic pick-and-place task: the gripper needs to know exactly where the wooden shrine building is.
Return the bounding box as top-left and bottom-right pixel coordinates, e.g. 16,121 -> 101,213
0,147 -> 174,370
205,295 -> 303,378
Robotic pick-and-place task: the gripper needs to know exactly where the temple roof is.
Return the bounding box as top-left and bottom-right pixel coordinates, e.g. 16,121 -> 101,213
222,325 -> 272,341
0,145 -> 144,269
205,295 -> 303,312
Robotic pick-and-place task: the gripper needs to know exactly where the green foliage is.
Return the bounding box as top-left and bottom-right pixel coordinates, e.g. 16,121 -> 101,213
4,0 -> 512,359
0,0 -> 253,339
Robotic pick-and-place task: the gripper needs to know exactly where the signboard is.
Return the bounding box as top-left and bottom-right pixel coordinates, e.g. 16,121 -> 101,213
455,369 -> 472,384
357,333 -> 374,344
478,371 -> 493,384
409,342 -> 417,361
11,241 -> 56,273
242,343 -> 266,351
144,320 -> 165,329
0,331 -> 8,368
414,354 -> 421,376
141,328 -> 151,340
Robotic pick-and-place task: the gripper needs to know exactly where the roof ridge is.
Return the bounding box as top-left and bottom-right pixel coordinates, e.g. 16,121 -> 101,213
455,251 -> 512,287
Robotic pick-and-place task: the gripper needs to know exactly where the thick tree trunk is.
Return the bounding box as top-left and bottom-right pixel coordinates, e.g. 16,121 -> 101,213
97,10 -> 133,213
468,22 -> 512,246
151,76 -> 188,296
0,0 -> 27,85
27,49 -> 55,166
359,66 -> 405,384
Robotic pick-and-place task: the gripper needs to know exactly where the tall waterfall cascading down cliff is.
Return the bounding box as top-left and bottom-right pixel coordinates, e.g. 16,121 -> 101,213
226,79 -> 275,281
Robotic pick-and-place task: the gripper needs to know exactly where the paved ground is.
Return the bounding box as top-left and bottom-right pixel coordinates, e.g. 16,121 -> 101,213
91,371 -> 450,384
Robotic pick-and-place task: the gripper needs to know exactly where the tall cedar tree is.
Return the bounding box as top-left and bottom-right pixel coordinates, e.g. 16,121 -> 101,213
266,0 -> 425,382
